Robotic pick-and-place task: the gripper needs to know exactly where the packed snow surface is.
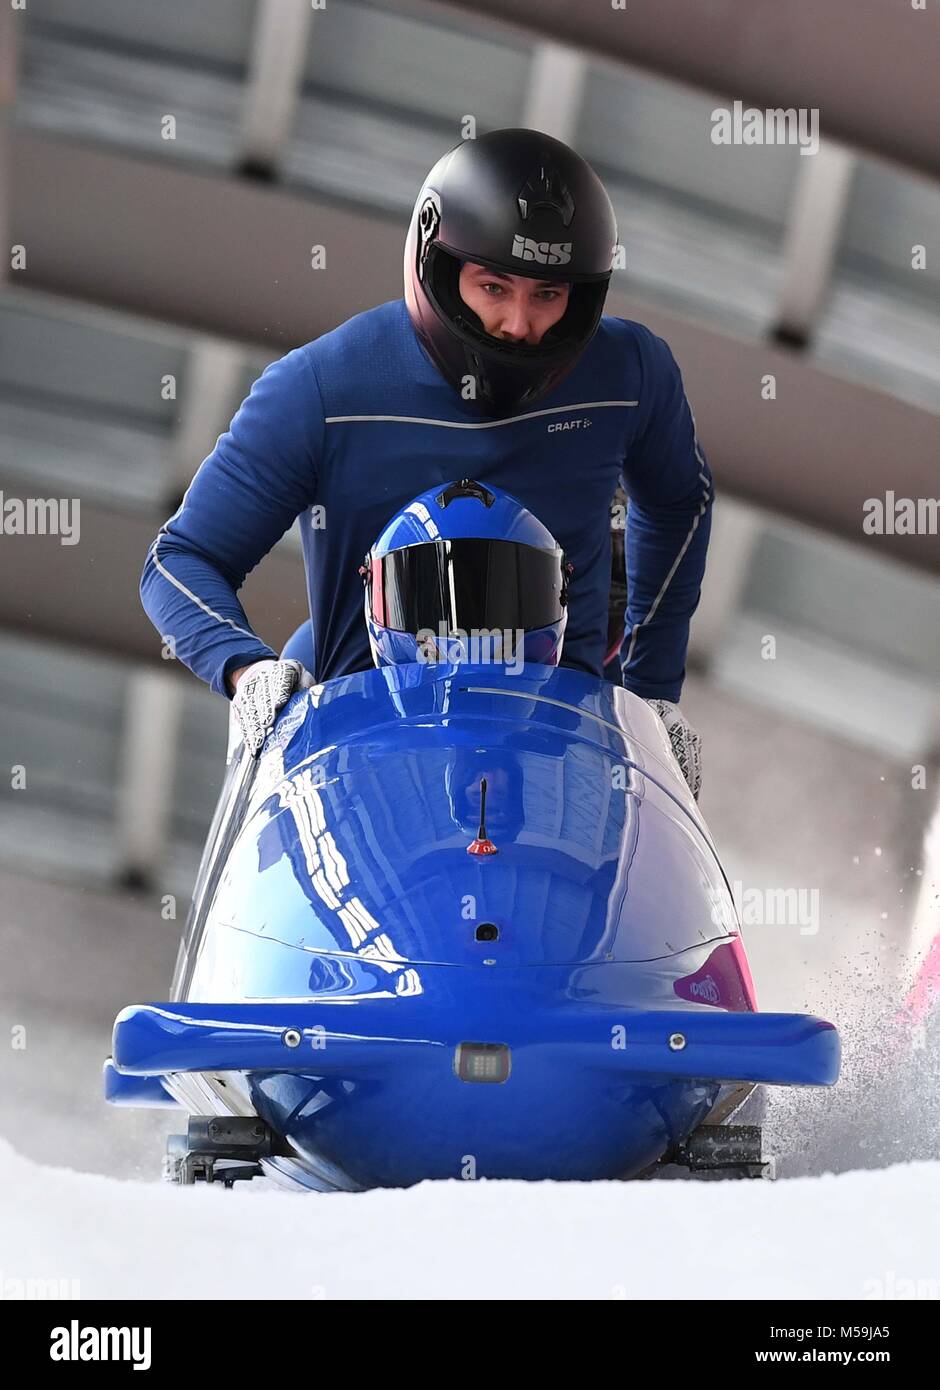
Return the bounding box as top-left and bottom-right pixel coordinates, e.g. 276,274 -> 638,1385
2,1139 -> 938,1300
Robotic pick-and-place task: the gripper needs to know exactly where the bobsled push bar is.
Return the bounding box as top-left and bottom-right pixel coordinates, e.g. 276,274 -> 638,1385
107,1002 -> 840,1091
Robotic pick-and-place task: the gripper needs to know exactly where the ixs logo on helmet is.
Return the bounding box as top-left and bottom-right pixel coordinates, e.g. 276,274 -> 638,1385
510,235 -> 572,266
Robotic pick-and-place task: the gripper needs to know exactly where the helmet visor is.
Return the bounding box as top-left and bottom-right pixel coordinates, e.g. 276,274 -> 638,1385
370,538 -> 567,635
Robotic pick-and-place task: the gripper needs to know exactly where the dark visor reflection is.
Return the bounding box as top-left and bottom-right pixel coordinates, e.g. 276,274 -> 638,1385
372,539 -> 564,633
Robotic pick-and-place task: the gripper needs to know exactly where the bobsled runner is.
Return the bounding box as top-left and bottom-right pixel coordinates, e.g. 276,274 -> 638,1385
105,481 -> 839,1190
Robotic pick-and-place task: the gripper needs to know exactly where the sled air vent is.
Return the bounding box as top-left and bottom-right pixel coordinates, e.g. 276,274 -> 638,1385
475,922 -> 499,942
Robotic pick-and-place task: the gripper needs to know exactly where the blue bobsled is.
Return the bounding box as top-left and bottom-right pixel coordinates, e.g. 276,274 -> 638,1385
105,662 -> 839,1189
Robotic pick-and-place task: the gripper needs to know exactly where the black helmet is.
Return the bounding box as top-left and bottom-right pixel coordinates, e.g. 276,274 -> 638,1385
404,128 -> 617,416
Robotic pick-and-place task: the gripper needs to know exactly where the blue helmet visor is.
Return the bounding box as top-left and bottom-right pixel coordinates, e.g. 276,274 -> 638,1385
368,538 -> 568,636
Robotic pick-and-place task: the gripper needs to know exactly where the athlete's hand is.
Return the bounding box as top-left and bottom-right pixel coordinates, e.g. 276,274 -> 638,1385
231,658 -> 313,756
645,699 -> 702,800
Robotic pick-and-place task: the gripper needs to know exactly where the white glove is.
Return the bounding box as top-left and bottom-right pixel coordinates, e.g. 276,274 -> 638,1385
231,658 -> 311,756
646,699 -> 702,800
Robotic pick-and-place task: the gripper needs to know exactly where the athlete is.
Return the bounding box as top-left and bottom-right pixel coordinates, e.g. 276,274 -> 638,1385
140,128 -> 712,796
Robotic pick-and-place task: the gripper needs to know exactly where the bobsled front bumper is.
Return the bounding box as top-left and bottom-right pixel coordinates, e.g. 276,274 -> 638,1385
105,998 -> 839,1185
107,999 -> 840,1089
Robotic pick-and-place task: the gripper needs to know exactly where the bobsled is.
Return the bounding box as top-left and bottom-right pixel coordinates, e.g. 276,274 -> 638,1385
105,660 -> 840,1190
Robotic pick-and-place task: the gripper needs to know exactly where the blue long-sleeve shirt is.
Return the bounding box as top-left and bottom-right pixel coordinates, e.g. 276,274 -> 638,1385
141,298 -> 712,702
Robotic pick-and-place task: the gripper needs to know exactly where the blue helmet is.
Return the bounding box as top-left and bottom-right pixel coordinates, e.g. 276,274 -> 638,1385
360,479 -> 571,669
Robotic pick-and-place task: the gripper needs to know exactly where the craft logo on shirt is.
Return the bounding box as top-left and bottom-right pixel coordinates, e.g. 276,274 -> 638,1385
510,235 -> 572,266
547,418 -> 592,433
